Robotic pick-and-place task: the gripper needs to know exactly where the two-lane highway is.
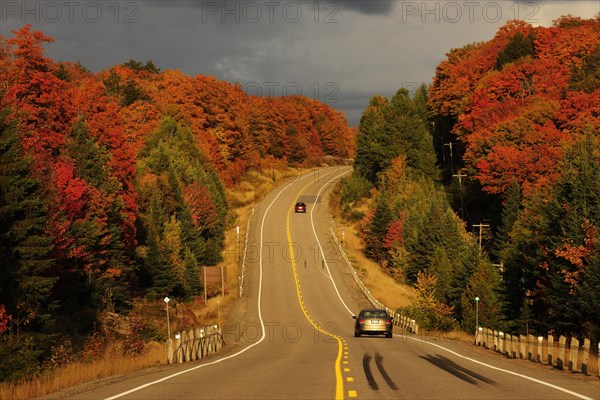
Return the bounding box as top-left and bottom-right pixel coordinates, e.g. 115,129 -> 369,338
57,167 -> 599,400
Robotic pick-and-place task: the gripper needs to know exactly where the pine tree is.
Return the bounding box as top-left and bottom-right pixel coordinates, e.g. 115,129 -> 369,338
494,180 -> 521,260
542,132 -> 600,335
136,118 -> 227,299
354,89 -> 438,185
354,96 -> 388,183
0,110 -> 56,335
496,31 -> 535,70
569,44 -> 600,93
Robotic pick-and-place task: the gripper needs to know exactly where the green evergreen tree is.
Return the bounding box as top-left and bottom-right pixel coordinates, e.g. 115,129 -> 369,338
121,78 -> 150,106
354,96 -> 388,183
496,32 -> 535,70
63,119 -> 130,312
103,68 -> 122,98
569,44 -> 600,93
542,132 -> 600,336
413,84 -> 430,123
501,131 -> 600,337
0,108 -> 57,376
494,180 -> 521,260
354,89 -> 438,185
123,59 -> 161,74
0,110 -> 56,327
136,118 -> 227,299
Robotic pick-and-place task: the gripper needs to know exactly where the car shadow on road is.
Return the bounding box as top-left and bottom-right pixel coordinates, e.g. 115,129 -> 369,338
419,354 -> 497,386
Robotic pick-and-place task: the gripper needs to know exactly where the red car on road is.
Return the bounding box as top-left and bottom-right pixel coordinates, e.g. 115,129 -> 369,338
295,202 -> 306,213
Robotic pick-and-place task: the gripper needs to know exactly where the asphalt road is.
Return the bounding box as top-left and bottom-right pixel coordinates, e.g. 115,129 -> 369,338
56,167 -> 600,400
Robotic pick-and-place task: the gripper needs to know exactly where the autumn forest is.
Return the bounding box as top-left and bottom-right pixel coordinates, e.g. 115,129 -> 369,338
2,15 -> 600,383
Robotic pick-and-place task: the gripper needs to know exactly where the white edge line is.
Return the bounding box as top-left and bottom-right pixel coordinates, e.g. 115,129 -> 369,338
311,170 -> 594,400
309,168 -> 354,317
104,173 -> 313,400
406,336 -> 594,400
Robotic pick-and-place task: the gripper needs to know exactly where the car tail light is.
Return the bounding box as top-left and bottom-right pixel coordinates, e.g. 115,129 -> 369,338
359,319 -> 365,324
385,319 -> 391,325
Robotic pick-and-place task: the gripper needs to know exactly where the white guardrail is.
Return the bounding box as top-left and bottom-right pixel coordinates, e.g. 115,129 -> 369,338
329,228 -> 418,334
167,324 -> 225,365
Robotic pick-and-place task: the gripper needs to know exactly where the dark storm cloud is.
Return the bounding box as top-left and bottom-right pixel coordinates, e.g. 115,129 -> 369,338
335,0 -> 395,15
148,0 -> 395,16
0,0 -> 596,125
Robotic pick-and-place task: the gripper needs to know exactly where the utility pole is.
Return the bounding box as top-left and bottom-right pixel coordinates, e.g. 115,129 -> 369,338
444,142 -> 454,159
453,173 -> 467,220
444,142 -> 455,165
473,223 -> 490,251
453,173 -> 466,188
492,262 -> 504,273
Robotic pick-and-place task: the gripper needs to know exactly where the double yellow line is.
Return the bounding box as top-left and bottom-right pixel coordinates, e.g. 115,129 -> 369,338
285,173 -> 345,400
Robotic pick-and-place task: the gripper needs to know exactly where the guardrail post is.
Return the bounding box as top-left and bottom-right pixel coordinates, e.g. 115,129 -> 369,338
194,327 -> 201,359
182,330 -> 189,362
175,333 -> 183,364
537,336 -> 543,363
200,327 -> 206,358
547,334 -> 554,365
557,335 -> 566,370
510,334 -> 517,359
581,338 -> 590,375
217,325 -> 223,351
499,332 -> 504,355
569,337 -> 579,372
519,335 -> 526,359
189,329 -> 196,361
527,334 -> 534,360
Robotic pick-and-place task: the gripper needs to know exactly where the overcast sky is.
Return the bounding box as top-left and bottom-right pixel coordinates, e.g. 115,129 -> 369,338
1,1 -> 598,125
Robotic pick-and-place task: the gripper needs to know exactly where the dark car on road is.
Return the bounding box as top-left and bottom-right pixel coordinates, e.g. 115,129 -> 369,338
353,308 -> 393,338
295,202 -> 306,213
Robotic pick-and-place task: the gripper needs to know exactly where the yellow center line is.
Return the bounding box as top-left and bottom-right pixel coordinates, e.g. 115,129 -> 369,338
286,171 -> 345,400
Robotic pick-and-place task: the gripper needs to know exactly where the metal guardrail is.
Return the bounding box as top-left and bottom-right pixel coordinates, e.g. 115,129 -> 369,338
476,327 -> 600,377
329,228 -> 418,334
168,324 -> 225,364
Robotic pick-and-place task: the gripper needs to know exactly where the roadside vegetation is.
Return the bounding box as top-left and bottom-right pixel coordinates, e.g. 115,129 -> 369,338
0,165 -> 307,400
339,16 -> 600,348
0,25 -> 354,397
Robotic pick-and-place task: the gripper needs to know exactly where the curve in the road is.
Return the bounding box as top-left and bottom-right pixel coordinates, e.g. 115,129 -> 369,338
104,172 -> 318,400
308,169 -> 354,317
286,167 -> 353,400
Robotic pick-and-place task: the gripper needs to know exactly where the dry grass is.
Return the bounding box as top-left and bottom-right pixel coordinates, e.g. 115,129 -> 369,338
0,342 -> 165,400
331,222 -> 415,310
327,180 -> 415,309
1,166 -> 309,400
